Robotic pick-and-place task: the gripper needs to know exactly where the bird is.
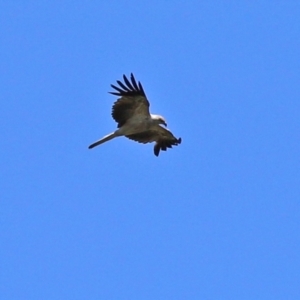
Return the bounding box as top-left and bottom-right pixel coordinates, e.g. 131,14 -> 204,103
88,73 -> 181,156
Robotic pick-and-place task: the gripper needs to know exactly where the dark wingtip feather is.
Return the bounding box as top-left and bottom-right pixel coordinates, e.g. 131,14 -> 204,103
130,73 -> 139,90
138,81 -> 145,95
109,73 -> 146,97
154,144 -> 160,156
123,74 -> 134,90
117,80 -> 131,92
153,136 -> 182,156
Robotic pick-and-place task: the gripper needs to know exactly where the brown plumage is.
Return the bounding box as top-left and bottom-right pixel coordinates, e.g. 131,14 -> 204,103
88,73 -> 181,156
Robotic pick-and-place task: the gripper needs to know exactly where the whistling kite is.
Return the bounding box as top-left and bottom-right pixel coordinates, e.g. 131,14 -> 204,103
88,74 -> 181,156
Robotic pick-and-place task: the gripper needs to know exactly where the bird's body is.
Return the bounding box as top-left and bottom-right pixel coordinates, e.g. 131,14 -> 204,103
88,74 -> 181,156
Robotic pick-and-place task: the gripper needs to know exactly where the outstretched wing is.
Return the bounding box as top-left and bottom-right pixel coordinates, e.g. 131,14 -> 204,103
126,125 -> 182,156
110,73 -> 150,128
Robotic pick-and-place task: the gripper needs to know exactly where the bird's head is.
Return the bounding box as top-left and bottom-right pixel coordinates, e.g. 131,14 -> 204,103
151,114 -> 167,127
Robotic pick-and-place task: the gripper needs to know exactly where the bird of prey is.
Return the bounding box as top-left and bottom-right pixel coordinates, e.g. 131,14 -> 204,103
88,73 -> 181,156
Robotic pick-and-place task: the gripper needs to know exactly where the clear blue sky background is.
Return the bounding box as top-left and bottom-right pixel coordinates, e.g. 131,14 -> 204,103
1,2 -> 299,299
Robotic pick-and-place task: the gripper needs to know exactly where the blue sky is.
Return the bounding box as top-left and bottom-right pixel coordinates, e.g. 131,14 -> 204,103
1,1 -> 299,299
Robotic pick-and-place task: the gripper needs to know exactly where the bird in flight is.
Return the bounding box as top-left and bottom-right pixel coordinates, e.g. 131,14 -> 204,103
88,73 -> 181,156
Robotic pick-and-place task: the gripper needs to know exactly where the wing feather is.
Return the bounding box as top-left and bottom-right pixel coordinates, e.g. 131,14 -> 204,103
138,82 -> 145,96
123,74 -> 134,90
130,73 -> 139,90
110,84 -> 125,94
126,125 -> 181,156
116,80 -> 131,92
109,74 -> 150,127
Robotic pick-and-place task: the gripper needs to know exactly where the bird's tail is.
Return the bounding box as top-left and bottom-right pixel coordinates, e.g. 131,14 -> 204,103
88,132 -> 118,149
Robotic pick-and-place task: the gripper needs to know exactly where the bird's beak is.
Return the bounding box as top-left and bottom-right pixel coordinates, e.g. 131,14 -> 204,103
163,121 -> 167,127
